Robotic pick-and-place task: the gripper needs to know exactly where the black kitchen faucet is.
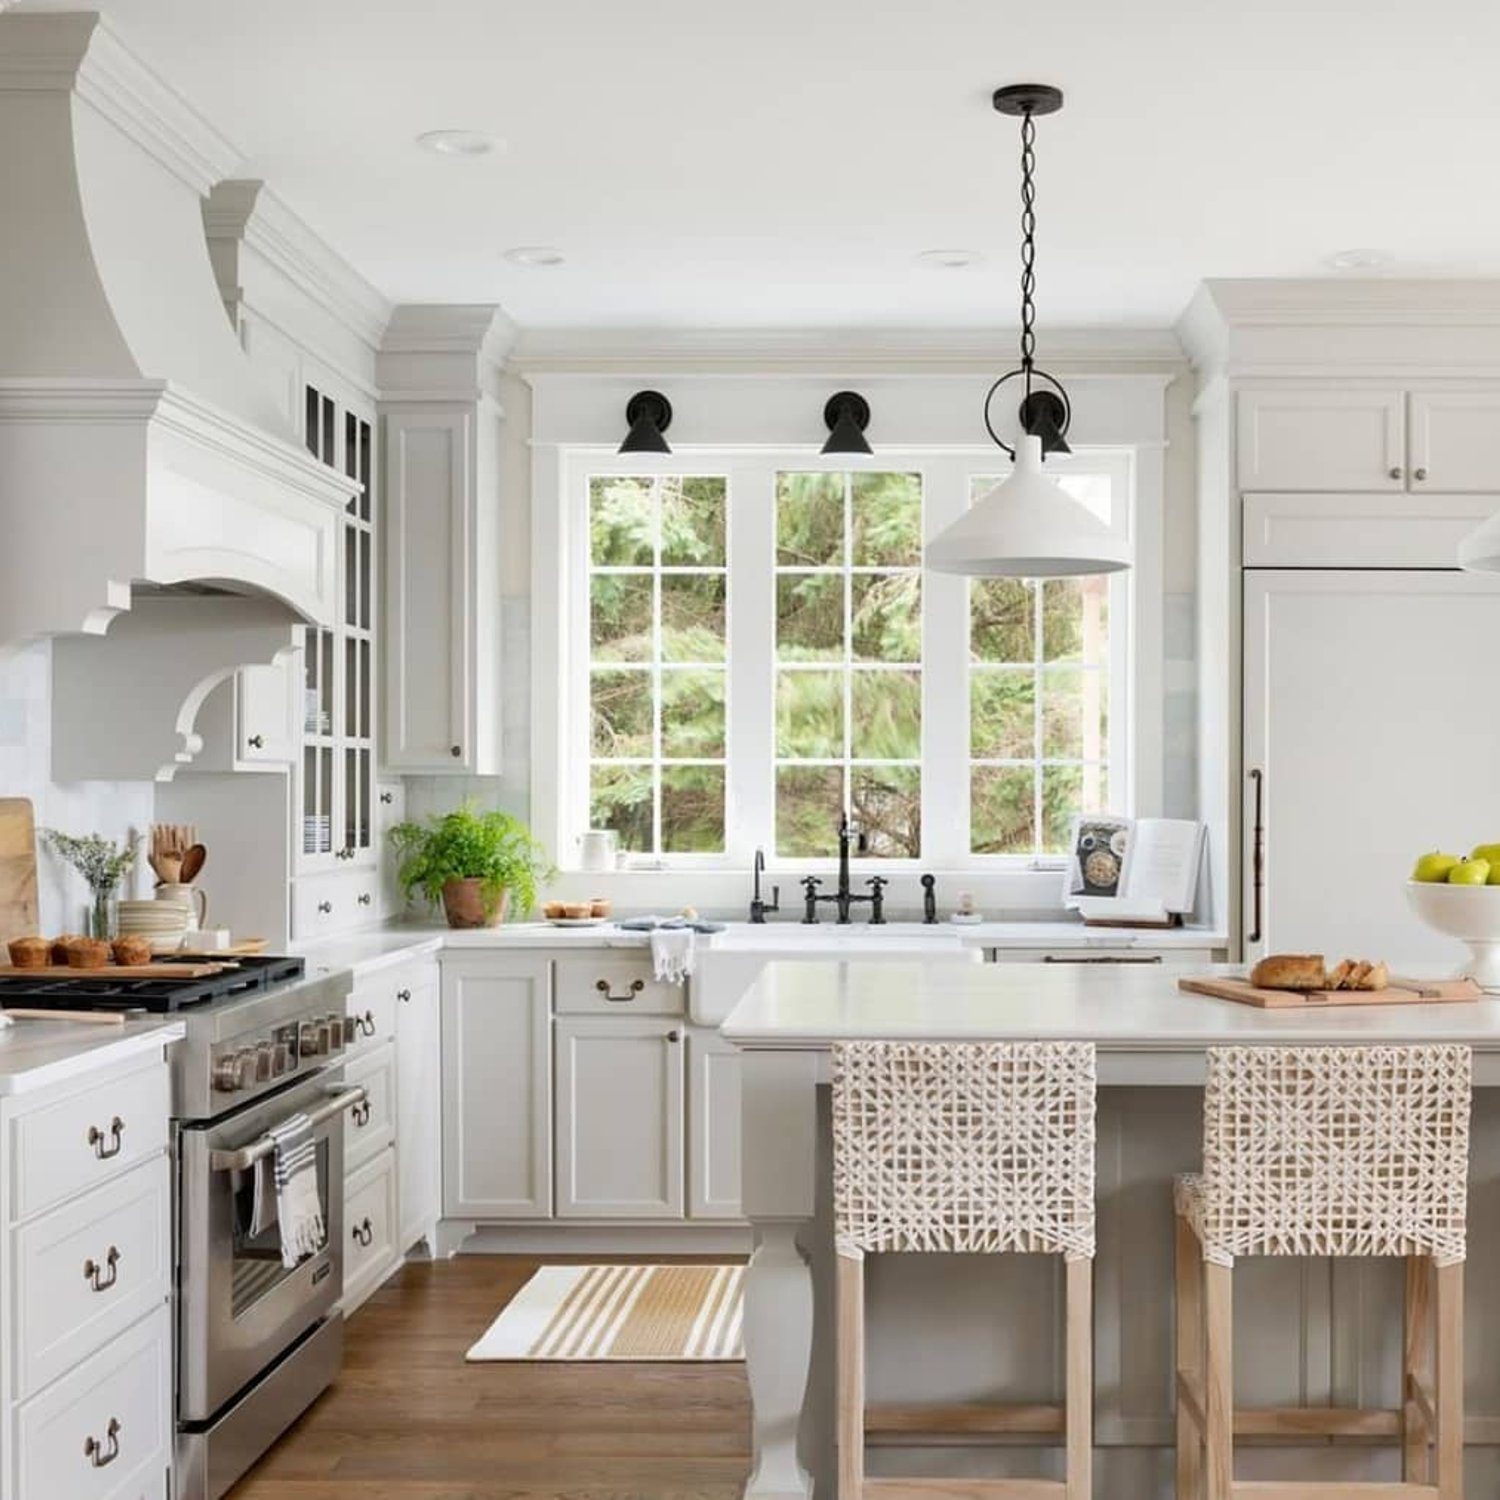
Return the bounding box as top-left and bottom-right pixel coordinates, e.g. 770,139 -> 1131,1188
800,813 -> 886,925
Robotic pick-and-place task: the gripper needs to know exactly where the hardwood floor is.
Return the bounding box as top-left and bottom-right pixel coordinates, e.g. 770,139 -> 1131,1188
233,1255 -> 752,1500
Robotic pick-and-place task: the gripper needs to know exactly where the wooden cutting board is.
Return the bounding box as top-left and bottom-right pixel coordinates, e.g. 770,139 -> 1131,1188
0,799 -> 38,948
0,962 -> 231,980
1179,974 -> 1484,1009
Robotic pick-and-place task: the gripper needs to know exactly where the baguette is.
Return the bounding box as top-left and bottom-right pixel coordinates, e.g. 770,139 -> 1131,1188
1249,953 -> 1327,991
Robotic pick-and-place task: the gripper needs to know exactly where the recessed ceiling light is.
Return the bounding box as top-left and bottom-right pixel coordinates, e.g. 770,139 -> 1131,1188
503,245 -> 566,268
1325,247 -> 1393,272
416,129 -> 499,157
916,248 -> 983,270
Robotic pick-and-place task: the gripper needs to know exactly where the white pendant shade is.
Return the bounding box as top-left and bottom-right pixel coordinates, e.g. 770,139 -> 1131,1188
1459,509 -> 1500,572
924,435 -> 1132,578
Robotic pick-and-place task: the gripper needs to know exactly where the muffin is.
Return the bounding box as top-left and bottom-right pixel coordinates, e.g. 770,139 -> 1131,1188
111,936 -> 152,967
64,938 -> 110,969
543,901 -> 566,920
589,898 -> 612,919
7,936 -> 49,970
51,934 -> 84,964
561,902 -> 591,919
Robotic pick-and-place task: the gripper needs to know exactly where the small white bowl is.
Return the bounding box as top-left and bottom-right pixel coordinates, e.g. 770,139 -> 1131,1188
1405,880 -> 1500,992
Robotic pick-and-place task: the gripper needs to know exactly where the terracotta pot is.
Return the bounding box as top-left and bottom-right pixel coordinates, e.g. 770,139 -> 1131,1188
441,878 -> 509,929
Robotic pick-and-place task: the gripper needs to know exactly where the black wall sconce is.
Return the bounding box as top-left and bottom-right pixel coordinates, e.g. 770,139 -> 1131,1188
821,391 -> 873,456
619,390 -> 673,454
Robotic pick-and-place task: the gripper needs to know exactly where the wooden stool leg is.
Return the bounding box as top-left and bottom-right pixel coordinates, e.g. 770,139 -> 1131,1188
1066,1256 -> 1092,1500
1436,1259 -> 1464,1500
1404,1254 -> 1433,1484
836,1252 -> 865,1500
1175,1212 -> 1205,1500
1203,1260 -> 1233,1500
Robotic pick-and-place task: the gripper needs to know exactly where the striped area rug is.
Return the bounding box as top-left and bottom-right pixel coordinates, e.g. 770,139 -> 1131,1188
466,1263 -> 744,1362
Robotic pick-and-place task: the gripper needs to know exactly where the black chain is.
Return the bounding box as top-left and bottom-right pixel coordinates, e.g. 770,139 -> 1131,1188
1018,105 -> 1038,402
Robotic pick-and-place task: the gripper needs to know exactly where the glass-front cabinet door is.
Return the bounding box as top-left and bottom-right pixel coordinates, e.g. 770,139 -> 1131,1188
299,379 -> 377,871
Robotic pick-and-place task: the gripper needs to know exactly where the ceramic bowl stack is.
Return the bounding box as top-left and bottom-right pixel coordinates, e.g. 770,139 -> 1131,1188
116,899 -> 188,954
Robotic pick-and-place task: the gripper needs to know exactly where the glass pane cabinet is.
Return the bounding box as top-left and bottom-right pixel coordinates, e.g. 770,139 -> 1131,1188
300,380 -> 377,871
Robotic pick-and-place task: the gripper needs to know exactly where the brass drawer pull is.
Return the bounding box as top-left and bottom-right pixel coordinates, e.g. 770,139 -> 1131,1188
352,1217 -> 373,1248
87,1117 -> 124,1160
83,1246 -> 121,1292
596,978 -> 645,1003
84,1417 -> 120,1468
351,1099 -> 372,1128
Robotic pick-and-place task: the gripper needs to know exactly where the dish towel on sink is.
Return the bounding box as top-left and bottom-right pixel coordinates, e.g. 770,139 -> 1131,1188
268,1113 -> 325,1268
651,926 -> 696,985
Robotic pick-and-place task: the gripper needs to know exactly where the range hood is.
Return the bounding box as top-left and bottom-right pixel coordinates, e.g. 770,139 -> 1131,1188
0,12 -> 353,649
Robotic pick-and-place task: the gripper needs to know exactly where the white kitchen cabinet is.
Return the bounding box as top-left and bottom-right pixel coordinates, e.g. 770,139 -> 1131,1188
342,1147 -> 398,1315
381,405 -> 501,774
687,1027 -> 741,1220
1242,491 -> 1500,568
1408,389 -> 1500,491
1242,569 -> 1500,964
395,969 -> 442,1252
555,1016 -> 684,1220
191,659 -> 299,774
441,954 -> 552,1219
1237,388 -> 1406,492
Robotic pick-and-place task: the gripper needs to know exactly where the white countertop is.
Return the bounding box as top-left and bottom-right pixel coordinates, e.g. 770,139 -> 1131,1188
720,960 -> 1500,1051
0,1016 -> 185,1096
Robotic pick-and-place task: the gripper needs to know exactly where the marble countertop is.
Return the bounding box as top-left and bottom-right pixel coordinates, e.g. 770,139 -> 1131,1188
720,959 -> 1500,1050
0,1015 -> 185,1097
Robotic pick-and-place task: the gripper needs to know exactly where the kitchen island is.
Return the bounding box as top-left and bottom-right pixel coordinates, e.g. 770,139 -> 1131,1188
722,960 -> 1500,1499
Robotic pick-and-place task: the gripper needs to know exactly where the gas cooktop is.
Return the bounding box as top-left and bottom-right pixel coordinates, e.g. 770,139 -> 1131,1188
0,954 -> 306,1013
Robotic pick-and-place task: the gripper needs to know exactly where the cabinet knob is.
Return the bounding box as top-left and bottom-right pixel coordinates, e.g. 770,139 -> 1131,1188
397,988 -> 412,1003
1388,466 -> 1403,480
666,1028 -> 682,1043
358,892 -> 372,907
1414,466 -> 1429,481
247,734 -> 264,750
379,791 -> 394,805
449,744 -> 462,759
317,900 -> 333,915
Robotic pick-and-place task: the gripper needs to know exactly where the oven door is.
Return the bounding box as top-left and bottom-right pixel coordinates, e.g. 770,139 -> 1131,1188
177,1068 -> 357,1423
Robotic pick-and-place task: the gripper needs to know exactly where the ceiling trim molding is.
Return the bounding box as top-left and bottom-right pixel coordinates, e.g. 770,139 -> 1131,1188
381,304 -> 519,365
204,180 -> 393,350
0,12 -> 241,195
509,324 -> 1186,376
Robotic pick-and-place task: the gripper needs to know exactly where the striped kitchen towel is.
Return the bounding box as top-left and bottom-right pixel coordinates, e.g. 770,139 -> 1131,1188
268,1113 -> 325,1268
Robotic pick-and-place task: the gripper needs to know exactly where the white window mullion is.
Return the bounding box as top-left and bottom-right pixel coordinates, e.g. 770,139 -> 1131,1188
727,461 -> 774,864
922,457 -> 970,869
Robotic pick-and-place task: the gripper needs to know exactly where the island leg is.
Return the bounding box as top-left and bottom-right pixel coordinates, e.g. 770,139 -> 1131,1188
739,1050 -> 821,1500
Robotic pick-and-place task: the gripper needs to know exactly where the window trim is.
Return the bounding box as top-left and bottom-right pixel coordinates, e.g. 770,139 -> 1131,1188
552,438 -> 1146,876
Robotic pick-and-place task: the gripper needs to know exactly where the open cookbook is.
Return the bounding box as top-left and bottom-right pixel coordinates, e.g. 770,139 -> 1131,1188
1061,816 -> 1206,924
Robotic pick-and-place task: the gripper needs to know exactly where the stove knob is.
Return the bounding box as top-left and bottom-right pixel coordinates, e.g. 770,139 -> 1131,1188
254,1042 -> 275,1082
324,1013 -> 346,1051
315,1021 -> 331,1055
212,1054 -> 243,1093
234,1049 -> 258,1089
298,1021 -> 323,1057
273,1041 -> 293,1076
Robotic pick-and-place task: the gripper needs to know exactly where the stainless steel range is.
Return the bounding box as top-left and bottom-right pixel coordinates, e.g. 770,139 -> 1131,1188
0,957 -> 362,1500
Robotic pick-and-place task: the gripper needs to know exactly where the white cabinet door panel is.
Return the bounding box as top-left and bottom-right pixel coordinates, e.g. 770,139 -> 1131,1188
396,976 -> 442,1251
1242,492 -> 1499,568
688,1028 -> 742,1220
1237,389 -> 1405,492
1243,570 -> 1500,963
441,956 -> 551,1218
1408,390 -> 1500,492
556,1017 -> 684,1219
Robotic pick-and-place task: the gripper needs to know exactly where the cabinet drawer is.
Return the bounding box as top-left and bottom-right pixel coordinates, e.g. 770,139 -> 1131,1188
342,1042 -> 395,1175
343,1147 -> 397,1313
15,1305 -> 171,1500
555,956 -> 685,1016
12,1156 -> 170,1399
291,870 -> 380,940
10,1062 -> 169,1223
350,957 -> 437,1050
1243,491 -> 1499,568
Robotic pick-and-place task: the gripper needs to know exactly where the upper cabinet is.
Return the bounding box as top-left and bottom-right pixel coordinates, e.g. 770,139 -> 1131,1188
378,306 -> 513,776
1237,387 -> 1500,494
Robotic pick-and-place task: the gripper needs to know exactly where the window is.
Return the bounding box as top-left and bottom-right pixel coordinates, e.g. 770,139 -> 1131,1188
775,471 -> 923,858
587,475 -> 728,855
969,473 -> 1114,856
563,451 -> 1134,869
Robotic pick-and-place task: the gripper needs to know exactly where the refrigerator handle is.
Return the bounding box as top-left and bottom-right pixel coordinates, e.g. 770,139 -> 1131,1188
1247,767 -> 1265,946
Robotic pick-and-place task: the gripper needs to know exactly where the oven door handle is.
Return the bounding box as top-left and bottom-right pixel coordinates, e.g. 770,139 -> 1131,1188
207,1087 -> 367,1173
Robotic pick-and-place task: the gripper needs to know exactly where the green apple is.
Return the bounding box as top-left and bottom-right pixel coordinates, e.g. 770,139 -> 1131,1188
1448,857 -> 1492,886
1472,842 -> 1500,866
1412,851 -> 1461,882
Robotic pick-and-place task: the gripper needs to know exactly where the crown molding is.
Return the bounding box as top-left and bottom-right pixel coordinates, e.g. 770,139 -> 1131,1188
0,12 -> 241,194
381,304 -> 519,363
509,324 -> 1186,376
204,180 -> 392,351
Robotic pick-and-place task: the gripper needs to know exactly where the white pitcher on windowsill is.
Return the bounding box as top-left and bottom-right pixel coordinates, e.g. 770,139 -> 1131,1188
578,829 -> 618,874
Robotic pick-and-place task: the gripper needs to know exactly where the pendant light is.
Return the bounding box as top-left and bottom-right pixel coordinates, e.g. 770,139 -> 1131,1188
925,85 -> 1130,578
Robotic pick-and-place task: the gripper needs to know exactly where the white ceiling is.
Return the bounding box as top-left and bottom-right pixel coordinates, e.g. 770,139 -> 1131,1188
23,0 -> 1500,330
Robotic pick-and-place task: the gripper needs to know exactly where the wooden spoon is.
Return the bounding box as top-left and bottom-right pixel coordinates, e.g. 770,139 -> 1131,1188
178,843 -> 207,884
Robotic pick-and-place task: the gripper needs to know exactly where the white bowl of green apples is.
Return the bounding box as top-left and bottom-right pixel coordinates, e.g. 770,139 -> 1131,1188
1407,844 -> 1500,991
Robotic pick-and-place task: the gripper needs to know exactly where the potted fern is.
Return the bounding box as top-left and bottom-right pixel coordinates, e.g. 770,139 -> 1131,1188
389,805 -> 552,928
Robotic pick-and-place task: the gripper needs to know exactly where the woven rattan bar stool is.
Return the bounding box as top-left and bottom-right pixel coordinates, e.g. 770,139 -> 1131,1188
832,1040 -> 1097,1499
1174,1044 -> 1473,1500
